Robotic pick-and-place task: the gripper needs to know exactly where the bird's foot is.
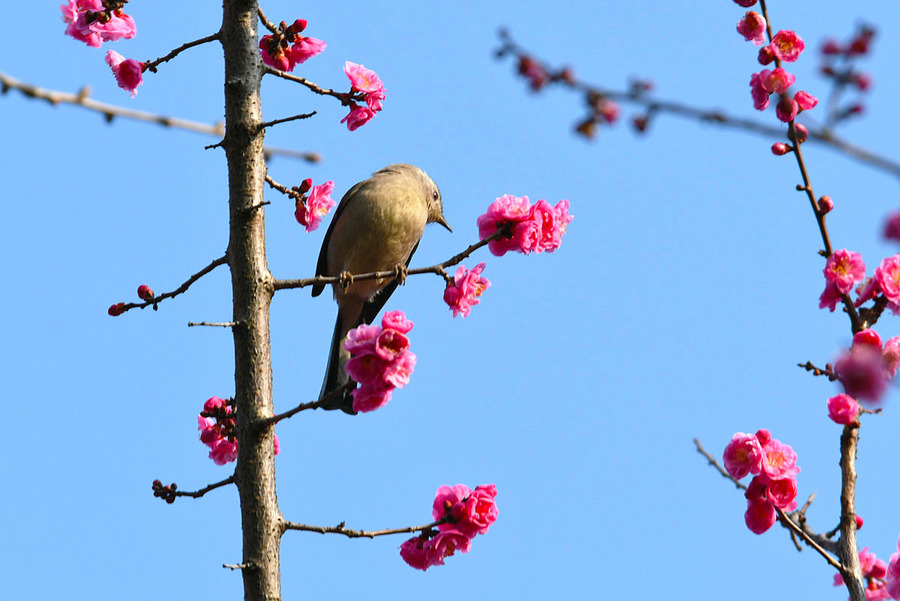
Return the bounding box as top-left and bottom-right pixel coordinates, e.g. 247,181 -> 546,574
338,271 -> 354,290
392,264 -> 409,285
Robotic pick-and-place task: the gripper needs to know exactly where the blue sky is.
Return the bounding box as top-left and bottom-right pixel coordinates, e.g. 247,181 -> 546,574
2,1 -> 900,600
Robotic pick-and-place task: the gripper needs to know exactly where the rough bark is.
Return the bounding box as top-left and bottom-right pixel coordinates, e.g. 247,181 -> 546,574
221,1 -> 281,600
839,425 -> 865,601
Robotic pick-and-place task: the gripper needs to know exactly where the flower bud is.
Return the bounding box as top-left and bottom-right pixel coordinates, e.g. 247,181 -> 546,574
757,45 -> 776,65
771,142 -> 792,155
855,515 -> 864,530
298,178 -> 313,194
108,302 -> 126,316
818,196 -> 834,214
292,19 -> 308,33
137,285 -> 154,301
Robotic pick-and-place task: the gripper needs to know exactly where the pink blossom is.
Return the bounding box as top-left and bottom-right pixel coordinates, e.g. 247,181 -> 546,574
854,329 -> 883,350
343,312 -> 416,413
761,438 -> 799,480
723,432 -> 763,479
887,538 -> 900,600
291,36 -> 326,65
444,262 -> 491,318
824,249 -> 866,294
344,61 -> 386,114
454,484 -> 499,537
105,50 -> 144,97
433,484 -> 472,525
766,477 -> 798,510
399,535 -> 432,571
382,310 -> 413,334
855,277 -> 880,307
770,30 -> 805,62
795,90 -> 818,111
477,195 -> 572,256
749,72 -> 771,110
294,180 -> 335,232
762,68 -> 796,94
776,95 -> 798,123
834,346 -> 888,404
737,12 -> 767,46
827,393 -> 860,426
61,0 -> 136,47
209,438 -> 239,465
883,211 -> 900,243
340,103 -> 376,131
426,530 -> 472,566
375,329 -> 410,361
876,254 -> 900,303
882,337 -> 900,378
344,61 -> 384,93
744,497 -> 776,534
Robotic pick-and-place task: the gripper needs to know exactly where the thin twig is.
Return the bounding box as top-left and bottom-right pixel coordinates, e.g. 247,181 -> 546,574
281,519 -> 443,539
257,7 -> 279,34
113,255 -> 228,315
273,227 -> 508,292
174,475 -> 236,499
144,33 -> 221,73
495,31 -> 900,179
188,321 -> 239,328
0,72 -> 320,163
260,111 -> 317,129
261,382 -> 355,427
263,66 -> 358,104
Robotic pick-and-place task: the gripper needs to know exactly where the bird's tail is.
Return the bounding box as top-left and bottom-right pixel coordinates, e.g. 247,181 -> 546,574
319,310 -> 357,413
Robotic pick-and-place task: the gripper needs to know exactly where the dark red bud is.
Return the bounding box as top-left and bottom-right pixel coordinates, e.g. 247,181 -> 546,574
108,302 -> 126,316
855,515 -> 864,530
298,178 -> 313,194
757,45 -> 776,65
292,19 -> 308,33
818,196 -> 834,214
137,285 -> 154,301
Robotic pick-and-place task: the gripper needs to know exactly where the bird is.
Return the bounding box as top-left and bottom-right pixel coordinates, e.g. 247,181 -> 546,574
312,164 -> 451,413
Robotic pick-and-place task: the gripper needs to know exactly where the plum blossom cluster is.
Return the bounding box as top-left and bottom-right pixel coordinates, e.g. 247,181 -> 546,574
833,546 -> 894,601
443,262 -> 490,318
400,484 -> 498,571
819,25 -> 875,122
292,178 -> 336,232
259,19 -> 326,72
198,396 -> 281,465
341,62 -> 386,131
477,194 -> 573,257
723,429 -> 800,535
60,0 -> 144,96
733,7 -> 818,125
61,0 -> 135,48
343,311 -> 416,413
831,330 -> 900,406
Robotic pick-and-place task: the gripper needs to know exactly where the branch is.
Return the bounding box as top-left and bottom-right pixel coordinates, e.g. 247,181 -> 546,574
112,255 -> 228,315
260,111 -> 317,129
282,519 -> 444,539
273,226 -> 509,291
143,32 -> 221,73
0,72 -> 320,163
261,382 -> 355,427
263,66 -> 360,105
188,321 -> 239,328
175,475 -> 236,499
494,31 -> 900,179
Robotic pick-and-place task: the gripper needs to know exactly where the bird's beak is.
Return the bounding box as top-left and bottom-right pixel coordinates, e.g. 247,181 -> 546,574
435,214 -> 452,233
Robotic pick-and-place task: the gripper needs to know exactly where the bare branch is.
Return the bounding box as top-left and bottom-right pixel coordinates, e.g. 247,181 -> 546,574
0,72 -> 320,163
143,33 -> 222,73
282,519 -> 444,539
273,226 -> 509,292
175,475 -> 236,499
111,255 -> 228,315
188,321 -> 239,328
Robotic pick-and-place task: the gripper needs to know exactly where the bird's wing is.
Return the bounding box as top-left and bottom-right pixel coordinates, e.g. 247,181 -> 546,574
312,181 -> 366,297
359,240 -> 420,325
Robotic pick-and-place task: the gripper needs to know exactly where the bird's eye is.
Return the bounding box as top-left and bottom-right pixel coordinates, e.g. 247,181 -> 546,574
432,190 -> 439,200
